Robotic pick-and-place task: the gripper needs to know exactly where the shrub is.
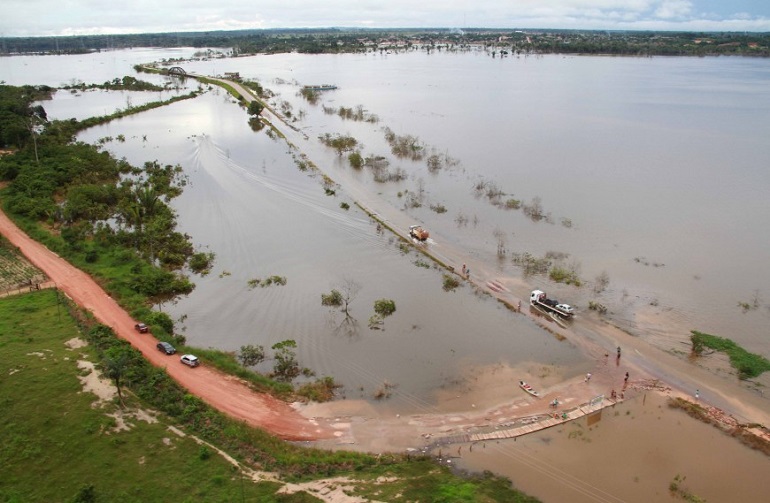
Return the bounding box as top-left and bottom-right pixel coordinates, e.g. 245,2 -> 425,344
549,266 -> 582,286
442,274 -> 460,292
374,299 -> 396,317
348,151 -> 363,169
321,290 -> 343,307
238,345 -> 266,367
505,199 -> 521,209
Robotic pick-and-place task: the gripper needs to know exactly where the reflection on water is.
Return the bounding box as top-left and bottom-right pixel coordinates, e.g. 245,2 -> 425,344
75,90 -> 585,410
6,47 -> 770,502
5,50 -> 769,399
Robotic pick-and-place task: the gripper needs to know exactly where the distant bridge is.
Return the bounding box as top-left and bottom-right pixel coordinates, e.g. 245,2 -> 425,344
167,66 -> 187,76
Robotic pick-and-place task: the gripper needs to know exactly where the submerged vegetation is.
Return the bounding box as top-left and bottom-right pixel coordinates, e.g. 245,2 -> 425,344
690,330 -> 770,380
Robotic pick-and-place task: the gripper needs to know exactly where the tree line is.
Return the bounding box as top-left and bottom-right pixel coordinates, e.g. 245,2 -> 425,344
0,84 -> 211,312
2,28 -> 769,57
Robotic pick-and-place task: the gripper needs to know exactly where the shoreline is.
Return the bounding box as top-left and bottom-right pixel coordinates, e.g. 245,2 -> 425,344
225,78 -> 770,450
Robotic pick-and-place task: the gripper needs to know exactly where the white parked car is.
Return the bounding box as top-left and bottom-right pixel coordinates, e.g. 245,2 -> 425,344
555,303 -> 574,314
180,354 -> 199,367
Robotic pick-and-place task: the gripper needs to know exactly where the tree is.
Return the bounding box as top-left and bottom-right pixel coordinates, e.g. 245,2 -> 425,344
27,104 -> 47,165
238,344 -> 266,367
102,346 -> 132,407
321,289 -> 343,308
271,340 -> 300,382
374,299 -> 396,317
247,100 -> 264,116
348,151 -> 363,169
322,278 -> 361,320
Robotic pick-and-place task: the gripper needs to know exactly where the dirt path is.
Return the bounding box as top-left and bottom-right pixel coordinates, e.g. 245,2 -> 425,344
0,209 -> 334,441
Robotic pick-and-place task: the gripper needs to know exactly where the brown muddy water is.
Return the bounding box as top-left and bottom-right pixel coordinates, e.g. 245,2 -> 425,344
451,392 -> 770,503
6,49 -> 770,502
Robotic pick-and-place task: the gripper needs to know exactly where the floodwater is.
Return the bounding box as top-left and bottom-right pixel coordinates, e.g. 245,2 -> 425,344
452,392 -> 770,503
3,48 -> 770,502
178,50 -> 770,357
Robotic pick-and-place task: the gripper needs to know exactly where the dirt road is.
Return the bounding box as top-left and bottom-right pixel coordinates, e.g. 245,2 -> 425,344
0,209 -> 333,441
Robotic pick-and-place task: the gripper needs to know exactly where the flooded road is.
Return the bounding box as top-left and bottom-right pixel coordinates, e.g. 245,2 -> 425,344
452,392 -> 770,503
4,48 -> 770,502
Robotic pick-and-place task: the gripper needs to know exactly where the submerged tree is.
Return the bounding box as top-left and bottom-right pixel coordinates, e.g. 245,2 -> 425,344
321,278 -> 361,320
238,344 -> 266,367
271,340 -> 301,382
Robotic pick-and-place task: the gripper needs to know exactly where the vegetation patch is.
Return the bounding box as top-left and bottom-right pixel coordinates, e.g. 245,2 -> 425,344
61,75 -> 167,92
442,274 -> 460,292
318,133 -> 358,155
548,265 -> 582,286
0,290 -> 290,501
511,252 -> 551,276
690,330 -> 770,379
248,275 -> 288,288
0,235 -> 45,291
383,127 -> 424,160
669,474 -> 705,502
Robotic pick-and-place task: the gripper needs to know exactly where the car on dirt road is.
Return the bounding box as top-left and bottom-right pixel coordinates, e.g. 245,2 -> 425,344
180,354 -> 200,367
157,341 -> 176,355
134,323 -> 149,333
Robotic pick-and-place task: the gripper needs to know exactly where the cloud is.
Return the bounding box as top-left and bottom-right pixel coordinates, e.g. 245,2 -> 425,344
1,0 -> 769,36
654,0 -> 693,19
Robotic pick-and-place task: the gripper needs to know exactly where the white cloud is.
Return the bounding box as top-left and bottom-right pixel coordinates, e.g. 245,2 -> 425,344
1,0 -> 769,36
655,0 -> 693,19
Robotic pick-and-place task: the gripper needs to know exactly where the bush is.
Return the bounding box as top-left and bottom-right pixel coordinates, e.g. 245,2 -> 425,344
348,151 -> 363,169
549,266 -> 582,286
146,311 -> 174,335
189,251 -> 215,275
374,299 -> 396,317
238,344 -> 266,367
442,274 -> 460,292
505,199 -> 521,209
321,290 -> 343,307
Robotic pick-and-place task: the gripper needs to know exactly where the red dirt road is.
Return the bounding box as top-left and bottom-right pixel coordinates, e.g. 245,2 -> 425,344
0,210 -> 333,441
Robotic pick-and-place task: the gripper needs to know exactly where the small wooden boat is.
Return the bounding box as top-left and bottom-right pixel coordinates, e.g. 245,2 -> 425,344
519,380 -> 540,398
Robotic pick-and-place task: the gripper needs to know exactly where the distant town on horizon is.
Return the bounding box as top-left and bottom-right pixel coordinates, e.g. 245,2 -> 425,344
2,27 -> 769,57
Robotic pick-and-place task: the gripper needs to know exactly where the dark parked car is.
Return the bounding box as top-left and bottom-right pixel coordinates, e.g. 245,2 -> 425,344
157,341 -> 176,355
134,323 -> 149,333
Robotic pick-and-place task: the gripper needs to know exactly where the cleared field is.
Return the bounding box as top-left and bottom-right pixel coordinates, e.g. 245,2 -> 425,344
0,236 -> 46,294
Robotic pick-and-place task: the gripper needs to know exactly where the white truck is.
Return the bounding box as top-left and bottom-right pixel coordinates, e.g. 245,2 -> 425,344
530,290 -> 575,318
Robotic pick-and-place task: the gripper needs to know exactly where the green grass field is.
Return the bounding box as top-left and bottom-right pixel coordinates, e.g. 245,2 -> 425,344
0,289 -> 540,503
0,290 -> 315,502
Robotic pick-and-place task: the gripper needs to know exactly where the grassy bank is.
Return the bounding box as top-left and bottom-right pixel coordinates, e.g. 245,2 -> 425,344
0,290 -> 289,501
0,289 -> 540,502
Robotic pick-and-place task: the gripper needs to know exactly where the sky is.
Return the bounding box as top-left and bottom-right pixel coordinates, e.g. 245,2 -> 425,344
1,0 -> 769,37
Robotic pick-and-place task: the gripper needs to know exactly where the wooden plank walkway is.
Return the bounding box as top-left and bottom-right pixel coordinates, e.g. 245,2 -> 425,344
431,397 -> 617,447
